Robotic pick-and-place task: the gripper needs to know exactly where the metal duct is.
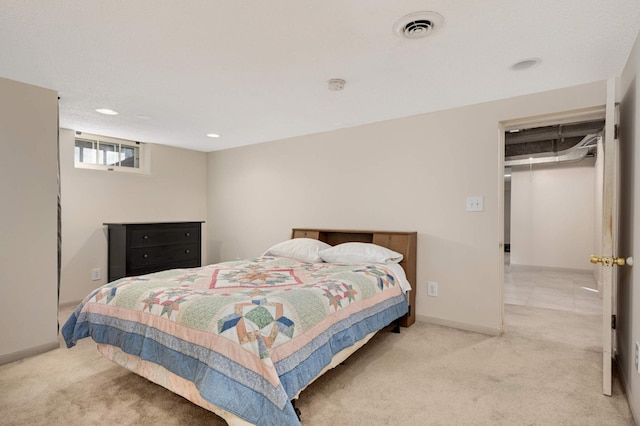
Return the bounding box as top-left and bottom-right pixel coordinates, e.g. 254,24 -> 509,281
504,133 -> 600,167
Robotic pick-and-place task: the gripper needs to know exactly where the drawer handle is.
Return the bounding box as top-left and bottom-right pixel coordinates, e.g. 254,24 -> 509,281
143,235 -> 149,240
185,249 -> 190,254
185,232 -> 190,237
143,254 -> 149,259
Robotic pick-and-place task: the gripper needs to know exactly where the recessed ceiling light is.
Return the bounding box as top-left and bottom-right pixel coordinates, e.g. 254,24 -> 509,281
95,108 -> 119,115
206,133 -> 221,138
136,114 -> 152,120
511,58 -> 541,71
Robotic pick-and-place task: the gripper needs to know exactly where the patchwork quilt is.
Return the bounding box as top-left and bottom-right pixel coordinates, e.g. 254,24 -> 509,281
62,256 -> 408,426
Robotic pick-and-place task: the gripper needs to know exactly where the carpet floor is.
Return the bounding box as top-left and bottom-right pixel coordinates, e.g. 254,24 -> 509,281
0,304 -> 634,425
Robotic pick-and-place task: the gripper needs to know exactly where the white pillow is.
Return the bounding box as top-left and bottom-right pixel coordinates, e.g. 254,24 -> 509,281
263,238 -> 332,263
319,242 -> 403,264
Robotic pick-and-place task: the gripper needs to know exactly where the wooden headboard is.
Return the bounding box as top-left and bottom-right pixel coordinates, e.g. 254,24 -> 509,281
291,228 -> 417,327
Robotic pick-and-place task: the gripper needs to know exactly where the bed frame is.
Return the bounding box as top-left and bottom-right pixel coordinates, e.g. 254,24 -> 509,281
291,228 -> 417,327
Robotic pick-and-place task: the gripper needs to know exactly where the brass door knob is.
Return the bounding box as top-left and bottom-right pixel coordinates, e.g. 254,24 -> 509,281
590,255 -> 634,267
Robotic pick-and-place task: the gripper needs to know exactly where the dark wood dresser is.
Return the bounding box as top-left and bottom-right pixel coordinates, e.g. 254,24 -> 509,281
104,221 -> 204,281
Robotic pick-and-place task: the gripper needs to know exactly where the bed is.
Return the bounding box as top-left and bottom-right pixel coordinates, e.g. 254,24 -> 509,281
62,228 -> 417,425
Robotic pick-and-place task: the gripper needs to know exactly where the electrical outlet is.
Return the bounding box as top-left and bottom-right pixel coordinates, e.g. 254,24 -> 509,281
636,341 -> 639,373
91,268 -> 101,281
427,281 -> 438,297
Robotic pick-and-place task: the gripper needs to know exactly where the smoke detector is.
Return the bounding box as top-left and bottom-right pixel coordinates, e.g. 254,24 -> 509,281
327,78 -> 346,91
393,11 -> 444,39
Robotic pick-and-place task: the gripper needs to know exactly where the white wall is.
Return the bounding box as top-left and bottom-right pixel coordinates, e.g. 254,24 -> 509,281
59,129 -> 208,305
618,27 -> 640,423
0,77 -> 58,363
207,81 -> 606,335
510,160 -> 595,270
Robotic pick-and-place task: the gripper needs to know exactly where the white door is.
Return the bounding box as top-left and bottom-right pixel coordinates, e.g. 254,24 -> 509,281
592,77 -> 632,396
600,77 -> 617,397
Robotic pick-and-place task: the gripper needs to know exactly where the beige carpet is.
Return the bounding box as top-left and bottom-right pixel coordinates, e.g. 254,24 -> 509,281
0,304 -> 634,425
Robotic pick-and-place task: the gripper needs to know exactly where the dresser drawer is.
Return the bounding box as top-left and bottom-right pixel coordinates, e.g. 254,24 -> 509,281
129,226 -> 200,248
128,243 -> 201,268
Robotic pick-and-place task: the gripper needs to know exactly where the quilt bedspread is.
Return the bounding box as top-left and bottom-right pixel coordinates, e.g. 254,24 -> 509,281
62,256 -> 408,426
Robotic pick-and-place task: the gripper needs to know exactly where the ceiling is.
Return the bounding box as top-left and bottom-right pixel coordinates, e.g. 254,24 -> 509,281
1,1 -> 639,152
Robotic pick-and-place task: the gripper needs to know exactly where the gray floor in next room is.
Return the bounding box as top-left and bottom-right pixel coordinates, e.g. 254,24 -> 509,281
504,252 -> 602,315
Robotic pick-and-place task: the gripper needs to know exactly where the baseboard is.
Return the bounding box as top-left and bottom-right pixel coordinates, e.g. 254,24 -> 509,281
416,314 -> 502,336
0,341 -> 59,366
614,356 -> 639,425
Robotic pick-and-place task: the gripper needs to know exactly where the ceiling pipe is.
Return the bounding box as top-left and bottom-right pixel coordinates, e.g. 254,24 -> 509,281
505,133 -> 600,167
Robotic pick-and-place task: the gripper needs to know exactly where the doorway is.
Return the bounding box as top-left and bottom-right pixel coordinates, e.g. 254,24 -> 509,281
502,109 -> 605,313
500,109 -> 608,362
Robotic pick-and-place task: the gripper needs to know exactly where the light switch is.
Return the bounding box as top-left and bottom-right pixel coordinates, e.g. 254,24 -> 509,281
466,196 -> 484,212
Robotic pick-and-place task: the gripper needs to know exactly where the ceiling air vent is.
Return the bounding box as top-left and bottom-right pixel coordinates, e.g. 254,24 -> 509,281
393,12 -> 444,39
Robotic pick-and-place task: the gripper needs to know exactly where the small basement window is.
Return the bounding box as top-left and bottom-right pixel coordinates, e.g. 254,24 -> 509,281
74,132 -> 144,172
